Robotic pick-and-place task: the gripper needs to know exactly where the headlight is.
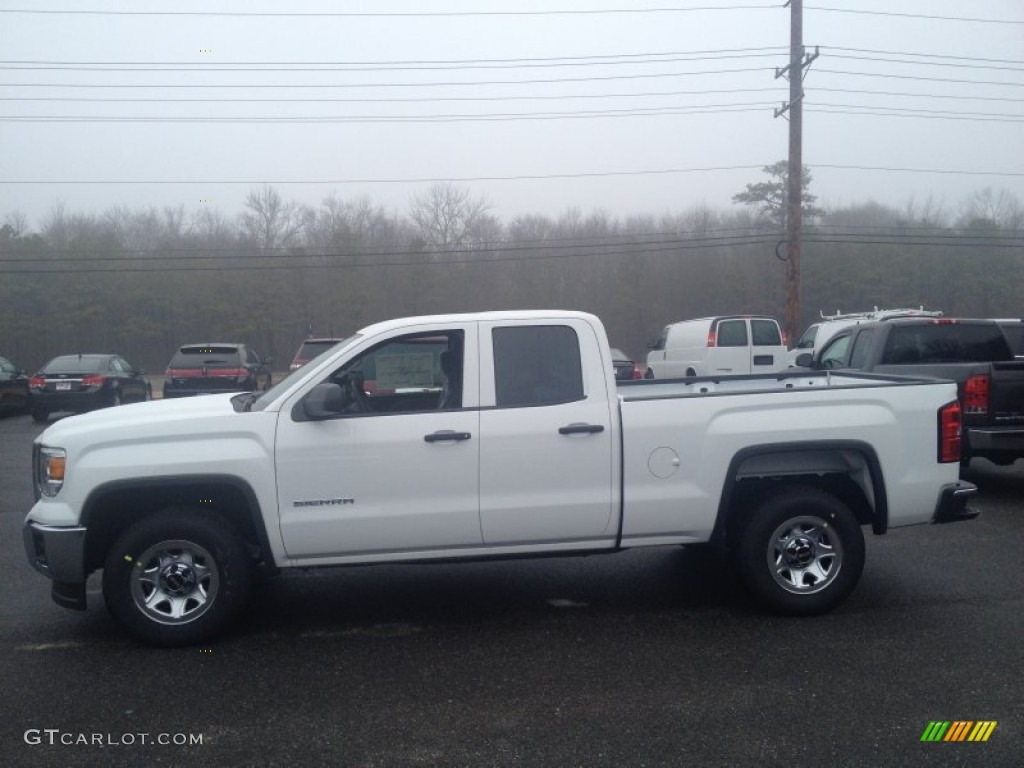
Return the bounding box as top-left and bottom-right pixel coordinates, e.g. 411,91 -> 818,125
37,446 -> 67,498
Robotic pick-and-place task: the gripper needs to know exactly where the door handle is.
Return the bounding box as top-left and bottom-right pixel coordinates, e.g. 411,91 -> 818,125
558,423 -> 605,436
424,430 -> 472,443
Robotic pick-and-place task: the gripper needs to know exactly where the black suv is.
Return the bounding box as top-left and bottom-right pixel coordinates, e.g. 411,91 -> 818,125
163,344 -> 272,398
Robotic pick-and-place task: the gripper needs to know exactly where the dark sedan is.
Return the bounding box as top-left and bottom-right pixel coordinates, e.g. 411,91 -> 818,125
29,354 -> 151,422
163,343 -> 272,398
0,356 -> 30,415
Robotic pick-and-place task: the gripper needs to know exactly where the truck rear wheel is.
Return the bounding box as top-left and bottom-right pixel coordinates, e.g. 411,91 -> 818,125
102,509 -> 251,646
735,487 -> 864,615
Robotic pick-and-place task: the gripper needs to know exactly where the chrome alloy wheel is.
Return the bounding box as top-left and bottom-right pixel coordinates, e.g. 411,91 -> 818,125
767,516 -> 843,595
129,540 -> 220,625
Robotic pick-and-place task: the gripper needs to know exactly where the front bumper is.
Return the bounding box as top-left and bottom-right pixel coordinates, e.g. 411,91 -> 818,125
23,522 -> 88,610
932,481 -> 979,524
30,389 -> 107,412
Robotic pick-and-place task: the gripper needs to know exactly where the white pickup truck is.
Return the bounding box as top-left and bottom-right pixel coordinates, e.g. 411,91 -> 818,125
24,310 -> 977,645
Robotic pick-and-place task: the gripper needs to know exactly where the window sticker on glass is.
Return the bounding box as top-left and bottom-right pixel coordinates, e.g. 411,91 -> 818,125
375,353 -> 436,390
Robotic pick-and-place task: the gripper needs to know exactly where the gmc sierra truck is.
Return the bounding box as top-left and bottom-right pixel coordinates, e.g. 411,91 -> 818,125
25,310 -> 977,645
796,317 -> 1024,465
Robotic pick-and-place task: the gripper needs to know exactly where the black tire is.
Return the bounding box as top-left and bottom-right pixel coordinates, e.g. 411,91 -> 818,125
734,487 -> 865,616
31,406 -> 49,423
102,510 -> 252,646
644,368 -> 655,380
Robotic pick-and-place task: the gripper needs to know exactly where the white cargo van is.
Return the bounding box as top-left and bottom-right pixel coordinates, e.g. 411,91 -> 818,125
645,315 -> 786,378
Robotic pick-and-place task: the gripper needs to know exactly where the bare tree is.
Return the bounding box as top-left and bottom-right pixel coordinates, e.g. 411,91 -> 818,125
240,185 -> 304,248
3,209 -> 29,237
408,183 -> 493,251
957,188 -> 1023,229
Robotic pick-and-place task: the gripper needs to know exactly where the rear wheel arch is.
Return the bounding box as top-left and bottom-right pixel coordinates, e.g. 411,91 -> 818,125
712,440 -> 889,549
81,475 -> 274,576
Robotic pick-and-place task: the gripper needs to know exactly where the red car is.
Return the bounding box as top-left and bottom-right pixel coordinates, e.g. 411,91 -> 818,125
289,337 -> 345,371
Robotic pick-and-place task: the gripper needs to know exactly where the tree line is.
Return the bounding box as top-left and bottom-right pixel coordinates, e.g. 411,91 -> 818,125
1,180 -> 1021,374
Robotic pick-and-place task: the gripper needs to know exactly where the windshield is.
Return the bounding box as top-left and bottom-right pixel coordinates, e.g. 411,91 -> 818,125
795,324 -> 819,349
251,334 -> 359,411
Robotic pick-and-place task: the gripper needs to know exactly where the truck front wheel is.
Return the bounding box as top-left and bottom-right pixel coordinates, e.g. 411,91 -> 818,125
735,488 -> 864,615
102,510 -> 251,646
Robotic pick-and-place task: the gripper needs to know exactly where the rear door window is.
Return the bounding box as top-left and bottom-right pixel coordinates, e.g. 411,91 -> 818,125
493,325 -> 584,408
716,320 -> 748,347
882,324 -> 1012,364
751,319 -> 782,346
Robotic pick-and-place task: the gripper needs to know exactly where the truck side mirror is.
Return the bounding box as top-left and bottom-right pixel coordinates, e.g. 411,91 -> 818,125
794,353 -> 814,368
301,382 -> 346,420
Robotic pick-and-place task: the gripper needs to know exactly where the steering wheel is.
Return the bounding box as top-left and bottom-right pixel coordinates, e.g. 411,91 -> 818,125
344,372 -> 371,413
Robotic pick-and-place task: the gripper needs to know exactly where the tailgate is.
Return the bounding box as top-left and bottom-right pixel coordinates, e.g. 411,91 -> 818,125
991,361 -> 1024,426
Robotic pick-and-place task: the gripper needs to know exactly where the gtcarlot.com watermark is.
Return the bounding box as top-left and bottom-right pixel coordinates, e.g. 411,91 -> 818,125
25,729 -> 203,747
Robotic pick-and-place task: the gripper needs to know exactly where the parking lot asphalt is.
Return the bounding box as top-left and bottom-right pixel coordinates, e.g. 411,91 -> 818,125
0,411 -> 1021,767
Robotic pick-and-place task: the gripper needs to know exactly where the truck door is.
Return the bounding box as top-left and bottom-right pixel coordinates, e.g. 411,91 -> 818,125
749,318 -> 785,372
477,319 -> 616,546
710,318 -> 750,374
274,323 -> 482,559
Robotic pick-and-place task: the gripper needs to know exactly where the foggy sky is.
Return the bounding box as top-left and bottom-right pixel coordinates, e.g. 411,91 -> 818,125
1,0 -> 1022,228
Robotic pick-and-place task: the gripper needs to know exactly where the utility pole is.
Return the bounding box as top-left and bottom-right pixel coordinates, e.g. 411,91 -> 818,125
774,0 -> 817,342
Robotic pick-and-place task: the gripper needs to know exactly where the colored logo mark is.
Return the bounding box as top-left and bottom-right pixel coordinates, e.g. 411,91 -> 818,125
920,721 -> 997,742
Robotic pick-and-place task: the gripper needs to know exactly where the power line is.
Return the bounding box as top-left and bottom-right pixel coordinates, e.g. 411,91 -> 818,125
2,100 -> 1019,125
810,107 -> 1024,124
0,66 -> 772,89
806,6 -> 1024,25
4,163 -> 1023,186
1,165 -> 768,185
3,235 -> 1020,276
0,48 -> 787,68
0,87 -> 788,103
0,238 -> 785,275
827,46 -> 1024,66
814,164 -> 1024,177
7,223 -> 1021,256
815,87 -> 1023,104
0,232 -> 783,263
0,53 -> 787,73
0,107 -> 771,124
816,68 -> 1024,87
4,51 -> 1020,74
826,54 -> 1024,73
0,5 -> 778,18
0,103 -> 777,124
0,46 -> 1015,68
6,230 -> 1020,263
3,86 -> 1020,106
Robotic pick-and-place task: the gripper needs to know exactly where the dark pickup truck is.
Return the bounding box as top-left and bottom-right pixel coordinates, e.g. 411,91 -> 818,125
797,318 -> 1024,466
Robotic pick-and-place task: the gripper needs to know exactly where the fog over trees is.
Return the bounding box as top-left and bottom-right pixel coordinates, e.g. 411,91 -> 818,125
1,180 -> 1021,373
